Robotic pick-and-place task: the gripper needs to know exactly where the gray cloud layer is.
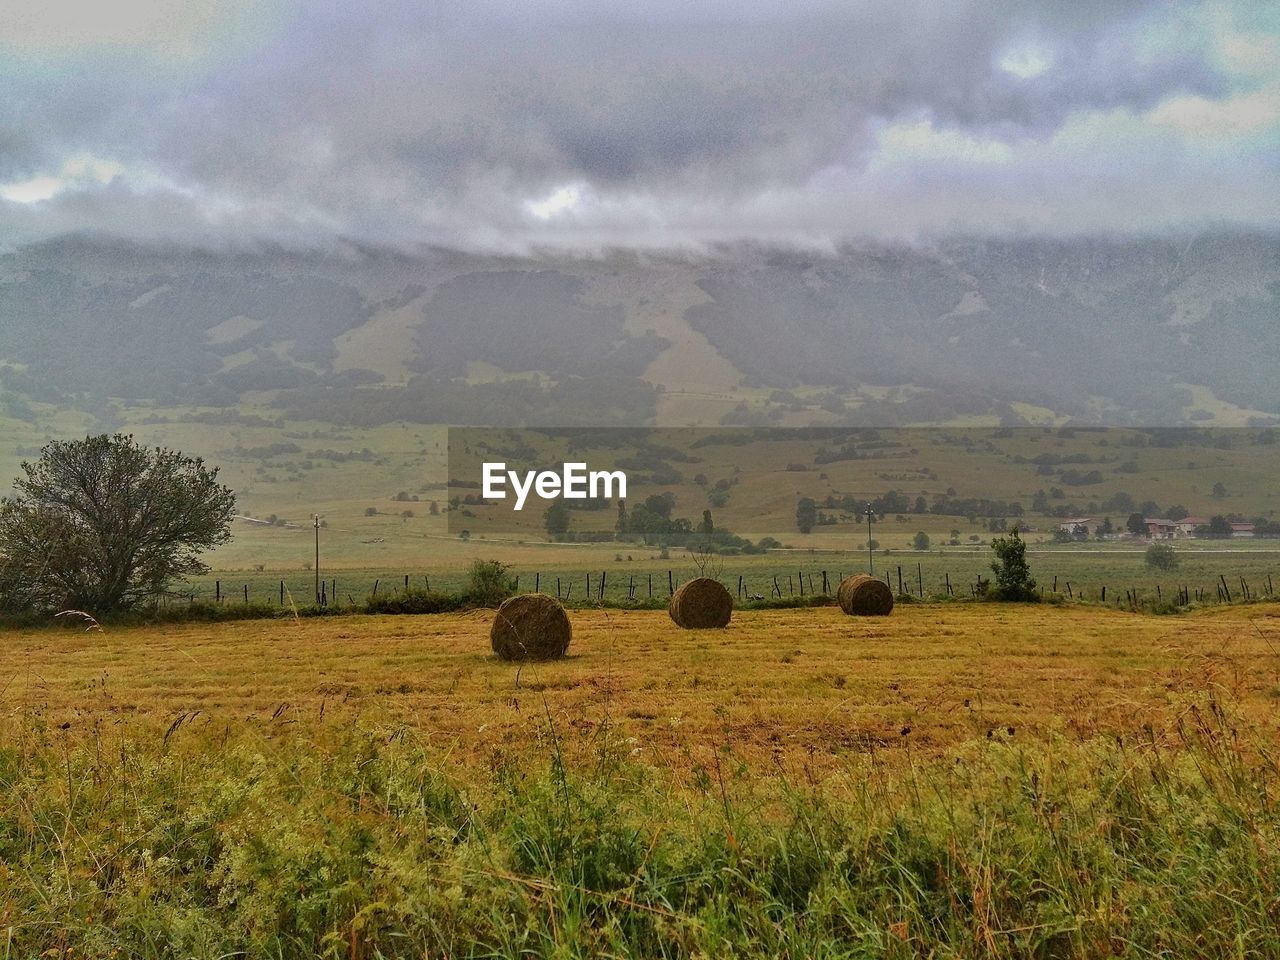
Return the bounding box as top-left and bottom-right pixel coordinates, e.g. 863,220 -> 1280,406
1,0 -> 1277,251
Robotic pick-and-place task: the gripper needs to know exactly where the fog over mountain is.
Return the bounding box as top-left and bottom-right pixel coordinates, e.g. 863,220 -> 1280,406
0,231 -> 1275,428
0,2 -> 1276,427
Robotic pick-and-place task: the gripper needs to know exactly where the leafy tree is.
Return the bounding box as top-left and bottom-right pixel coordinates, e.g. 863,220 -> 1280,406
1145,543 -> 1179,571
988,529 -> 1037,601
1207,515 -> 1233,538
643,493 -> 676,519
700,509 -> 714,535
615,499 -> 628,536
1096,517 -> 1114,539
0,434 -> 234,613
912,531 -> 931,550
364,506 -> 379,516
1166,504 -> 1188,522
1212,482 -> 1227,500
544,500 -> 571,538
1126,512 -> 1147,536
1104,491 -> 1136,513
795,497 -> 817,534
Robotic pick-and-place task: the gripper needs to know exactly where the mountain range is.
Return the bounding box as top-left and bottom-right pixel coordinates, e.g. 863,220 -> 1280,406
0,231 -> 1276,429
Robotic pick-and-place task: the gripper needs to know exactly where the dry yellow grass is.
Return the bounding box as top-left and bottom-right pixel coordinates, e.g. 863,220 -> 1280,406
5,603 -> 1280,774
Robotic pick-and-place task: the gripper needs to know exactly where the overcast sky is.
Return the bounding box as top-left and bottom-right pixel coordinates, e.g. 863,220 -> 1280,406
1,0 -> 1277,252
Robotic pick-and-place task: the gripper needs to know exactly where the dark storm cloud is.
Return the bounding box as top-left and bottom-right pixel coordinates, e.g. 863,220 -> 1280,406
0,0 -> 1275,249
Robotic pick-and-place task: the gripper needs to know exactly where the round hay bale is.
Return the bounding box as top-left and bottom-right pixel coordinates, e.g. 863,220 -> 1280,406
837,574 -> 894,616
490,594 -> 572,661
668,577 -> 733,629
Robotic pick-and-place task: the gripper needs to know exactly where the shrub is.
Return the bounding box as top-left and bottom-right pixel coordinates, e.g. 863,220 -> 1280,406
1145,542 -> 1179,571
989,528 -> 1038,601
466,559 -> 513,606
364,590 -> 473,615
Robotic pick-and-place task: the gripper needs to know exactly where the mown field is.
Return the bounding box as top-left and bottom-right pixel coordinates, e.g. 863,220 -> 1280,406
5,602 -> 1280,956
8,604 -> 1280,761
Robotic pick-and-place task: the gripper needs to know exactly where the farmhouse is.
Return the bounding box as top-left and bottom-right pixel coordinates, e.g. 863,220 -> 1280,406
1177,517 -> 1208,536
1143,518 -> 1180,539
1231,521 -> 1256,538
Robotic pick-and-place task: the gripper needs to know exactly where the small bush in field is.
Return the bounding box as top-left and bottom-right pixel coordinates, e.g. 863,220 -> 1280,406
466,559 -> 513,606
1146,542 -> 1179,571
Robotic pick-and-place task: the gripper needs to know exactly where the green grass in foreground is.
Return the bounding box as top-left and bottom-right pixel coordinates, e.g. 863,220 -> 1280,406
3,698 -> 1279,957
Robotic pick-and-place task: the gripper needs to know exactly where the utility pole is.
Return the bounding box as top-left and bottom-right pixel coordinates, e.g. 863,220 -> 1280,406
865,503 -> 875,574
313,514 -> 322,604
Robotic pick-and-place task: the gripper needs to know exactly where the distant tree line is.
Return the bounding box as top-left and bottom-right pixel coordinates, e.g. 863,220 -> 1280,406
545,494 -> 770,554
